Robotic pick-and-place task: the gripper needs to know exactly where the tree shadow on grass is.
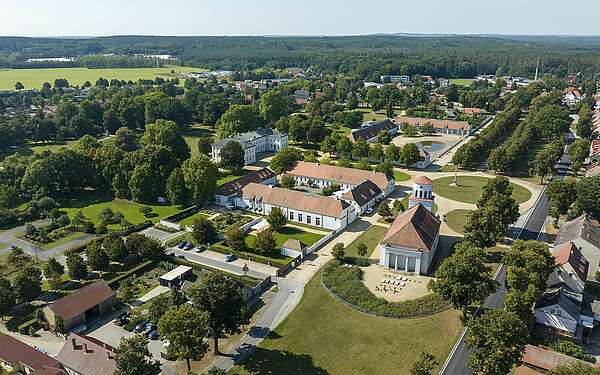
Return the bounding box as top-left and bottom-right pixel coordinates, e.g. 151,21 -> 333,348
238,347 -> 330,375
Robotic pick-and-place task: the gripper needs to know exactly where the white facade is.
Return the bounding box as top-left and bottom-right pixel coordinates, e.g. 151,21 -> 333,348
379,234 -> 439,275
212,128 -> 288,166
290,174 -> 394,198
234,196 -> 355,231
408,180 -> 434,211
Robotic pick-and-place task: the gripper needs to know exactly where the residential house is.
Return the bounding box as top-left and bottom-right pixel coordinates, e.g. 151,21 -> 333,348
547,242 -> 589,294
515,344 -> 588,375
563,87 -> 583,107
211,128 -> 288,166
348,119 -> 398,143
554,214 -> 600,280
237,183 -> 355,230
214,168 -> 277,207
286,161 -> 395,197
378,204 -> 441,275
381,75 -> 411,84
534,285 -> 583,337
394,116 -> 471,137
437,78 -> 450,87
42,281 -> 116,332
294,89 -> 310,105
339,179 -> 382,215
463,107 -> 483,115
0,335 -> 64,375
56,334 -> 116,375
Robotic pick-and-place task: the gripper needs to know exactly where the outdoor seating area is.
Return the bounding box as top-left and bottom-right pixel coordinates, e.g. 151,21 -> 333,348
362,266 -> 432,302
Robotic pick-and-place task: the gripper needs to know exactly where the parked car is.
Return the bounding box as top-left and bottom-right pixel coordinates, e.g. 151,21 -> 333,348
184,243 -> 194,251
177,254 -> 186,259
365,207 -> 373,214
177,242 -> 186,249
224,254 -> 237,262
148,330 -> 159,340
168,252 -> 175,257
113,316 -> 129,326
70,324 -> 87,334
133,321 -> 147,333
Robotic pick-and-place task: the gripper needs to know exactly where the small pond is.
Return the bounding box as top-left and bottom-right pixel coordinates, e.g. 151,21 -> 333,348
414,141 -> 445,153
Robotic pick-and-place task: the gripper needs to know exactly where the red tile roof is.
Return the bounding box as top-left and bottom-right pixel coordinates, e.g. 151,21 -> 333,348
57,334 -> 116,375
31,366 -> 67,375
521,344 -> 585,371
47,281 -> 114,320
394,116 -> 470,131
553,241 -> 589,282
0,335 -> 62,371
287,161 -> 392,192
414,176 -> 432,185
381,204 -> 440,252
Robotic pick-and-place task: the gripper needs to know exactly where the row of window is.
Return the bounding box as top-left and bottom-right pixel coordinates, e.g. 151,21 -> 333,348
289,211 -> 320,226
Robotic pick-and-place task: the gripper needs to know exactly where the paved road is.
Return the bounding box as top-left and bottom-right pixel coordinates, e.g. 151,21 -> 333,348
441,141 -> 572,375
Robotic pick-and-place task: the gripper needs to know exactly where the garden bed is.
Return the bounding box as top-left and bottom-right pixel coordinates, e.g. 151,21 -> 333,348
322,260 -> 449,318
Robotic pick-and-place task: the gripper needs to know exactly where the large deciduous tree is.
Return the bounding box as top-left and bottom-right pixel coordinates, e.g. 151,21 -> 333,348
428,242 -> 498,319
114,335 -> 161,375
219,141 -> 245,172
188,273 -> 250,354
181,155 -> 219,206
216,104 -> 262,138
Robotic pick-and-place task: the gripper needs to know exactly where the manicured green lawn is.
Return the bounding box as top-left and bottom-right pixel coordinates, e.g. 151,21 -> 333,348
41,232 -> 89,250
393,170 -> 411,182
450,78 -> 474,86
247,226 -> 324,248
0,66 -> 201,90
11,136 -> 114,156
356,108 -> 388,122
444,209 -> 471,235
344,225 -> 388,258
60,191 -> 180,228
236,269 -> 462,375
432,176 -> 532,205
178,212 -> 211,228
183,124 -> 216,157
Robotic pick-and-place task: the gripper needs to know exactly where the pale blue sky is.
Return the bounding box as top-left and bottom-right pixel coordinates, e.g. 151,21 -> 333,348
1,0 -> 599,36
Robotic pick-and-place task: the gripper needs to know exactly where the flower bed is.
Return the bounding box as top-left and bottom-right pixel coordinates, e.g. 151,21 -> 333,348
321,260 -> 449,318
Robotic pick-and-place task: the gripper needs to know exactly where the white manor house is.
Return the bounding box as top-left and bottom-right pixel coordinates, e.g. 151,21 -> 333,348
211,127 -> 288,166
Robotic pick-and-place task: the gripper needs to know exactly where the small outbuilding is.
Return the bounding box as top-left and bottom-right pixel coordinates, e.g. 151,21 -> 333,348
42,281 -> 116,333
159,265 -> 193,288
281,239 -> 307,259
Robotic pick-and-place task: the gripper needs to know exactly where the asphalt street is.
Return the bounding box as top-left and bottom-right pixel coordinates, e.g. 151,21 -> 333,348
441,145 -> 571,375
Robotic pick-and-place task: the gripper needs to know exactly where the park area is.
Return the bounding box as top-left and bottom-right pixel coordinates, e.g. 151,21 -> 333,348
59,191 -> 180,229
432,176 -> 532,205
234,269 -> 462,375
0,66 -> 200,90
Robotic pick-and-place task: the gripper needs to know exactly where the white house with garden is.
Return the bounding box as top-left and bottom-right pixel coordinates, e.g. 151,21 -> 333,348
211,127 -> 288,166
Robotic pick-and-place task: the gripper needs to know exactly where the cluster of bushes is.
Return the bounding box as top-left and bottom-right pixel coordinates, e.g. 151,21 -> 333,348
211,212 -> 252,232
321,260 -> 449,318
322,183 -> 341,196
0,196 -> 58,229
547,339 -> 597,363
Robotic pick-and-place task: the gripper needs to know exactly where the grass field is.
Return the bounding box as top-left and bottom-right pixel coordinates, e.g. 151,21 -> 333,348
0,66 -> 201,90
444,209 -> 471,235
246,226 -> 324,248
344,225 -> 388,258
393,170 -> 411,182
235,269 -> 462,375
59,191 -> 180,228
450,78 -> 474,86
40,231 -> 88,250
183,124 -> 216,157
432,176 -> 532,205
178,212 -> 211,228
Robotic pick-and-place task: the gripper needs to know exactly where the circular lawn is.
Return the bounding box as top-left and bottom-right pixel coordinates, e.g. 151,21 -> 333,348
432,176 -> 531,205
443,209 -> 472,235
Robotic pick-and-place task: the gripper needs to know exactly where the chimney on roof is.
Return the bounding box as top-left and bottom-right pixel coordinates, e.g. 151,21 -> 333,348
84,343 -> 89,353
107,351 -> 112,360
71,338 -> 77,349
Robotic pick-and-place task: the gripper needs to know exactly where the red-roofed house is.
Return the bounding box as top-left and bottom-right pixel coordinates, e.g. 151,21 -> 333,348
515,344 -> 589,374
563,87 -> 583,107
379,204 -> 441,275
0,335 -> 64,375
548,242 -> 589,294
56,334 -> 116,375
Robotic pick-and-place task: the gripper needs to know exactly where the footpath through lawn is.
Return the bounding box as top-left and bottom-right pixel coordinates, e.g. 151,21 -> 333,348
235,269 -> 462,375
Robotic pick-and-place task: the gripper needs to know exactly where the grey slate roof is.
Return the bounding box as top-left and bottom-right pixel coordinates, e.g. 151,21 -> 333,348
349,119 -> 396,142
535,285 -> 582,320
554,214 -> 600,249
342,180 -> 382,207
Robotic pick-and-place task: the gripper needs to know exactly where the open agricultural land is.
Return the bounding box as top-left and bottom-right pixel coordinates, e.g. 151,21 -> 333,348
0,66 -> 200,90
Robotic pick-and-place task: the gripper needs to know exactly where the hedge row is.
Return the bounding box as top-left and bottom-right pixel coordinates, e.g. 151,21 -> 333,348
212,242 -> 291,268
106,260 -> 155,288
322,260 -> 449,318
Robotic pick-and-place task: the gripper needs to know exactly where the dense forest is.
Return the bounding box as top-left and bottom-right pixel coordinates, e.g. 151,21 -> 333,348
1,35 -> 600,79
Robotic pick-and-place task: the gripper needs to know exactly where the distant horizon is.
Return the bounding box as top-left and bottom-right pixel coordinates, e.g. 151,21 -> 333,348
2,33 -> 600,39
2,0 -> 599,37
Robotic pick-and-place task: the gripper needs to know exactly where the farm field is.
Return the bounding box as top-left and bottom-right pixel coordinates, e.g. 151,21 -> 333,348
59,191 -> 180,228
0,66 -> 201,90
432,176 -> 532,205
450,78 -> 474,86
235,269 -> 462,375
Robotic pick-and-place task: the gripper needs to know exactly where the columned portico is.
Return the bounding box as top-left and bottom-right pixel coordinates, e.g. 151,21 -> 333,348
382,246 -> 422,274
